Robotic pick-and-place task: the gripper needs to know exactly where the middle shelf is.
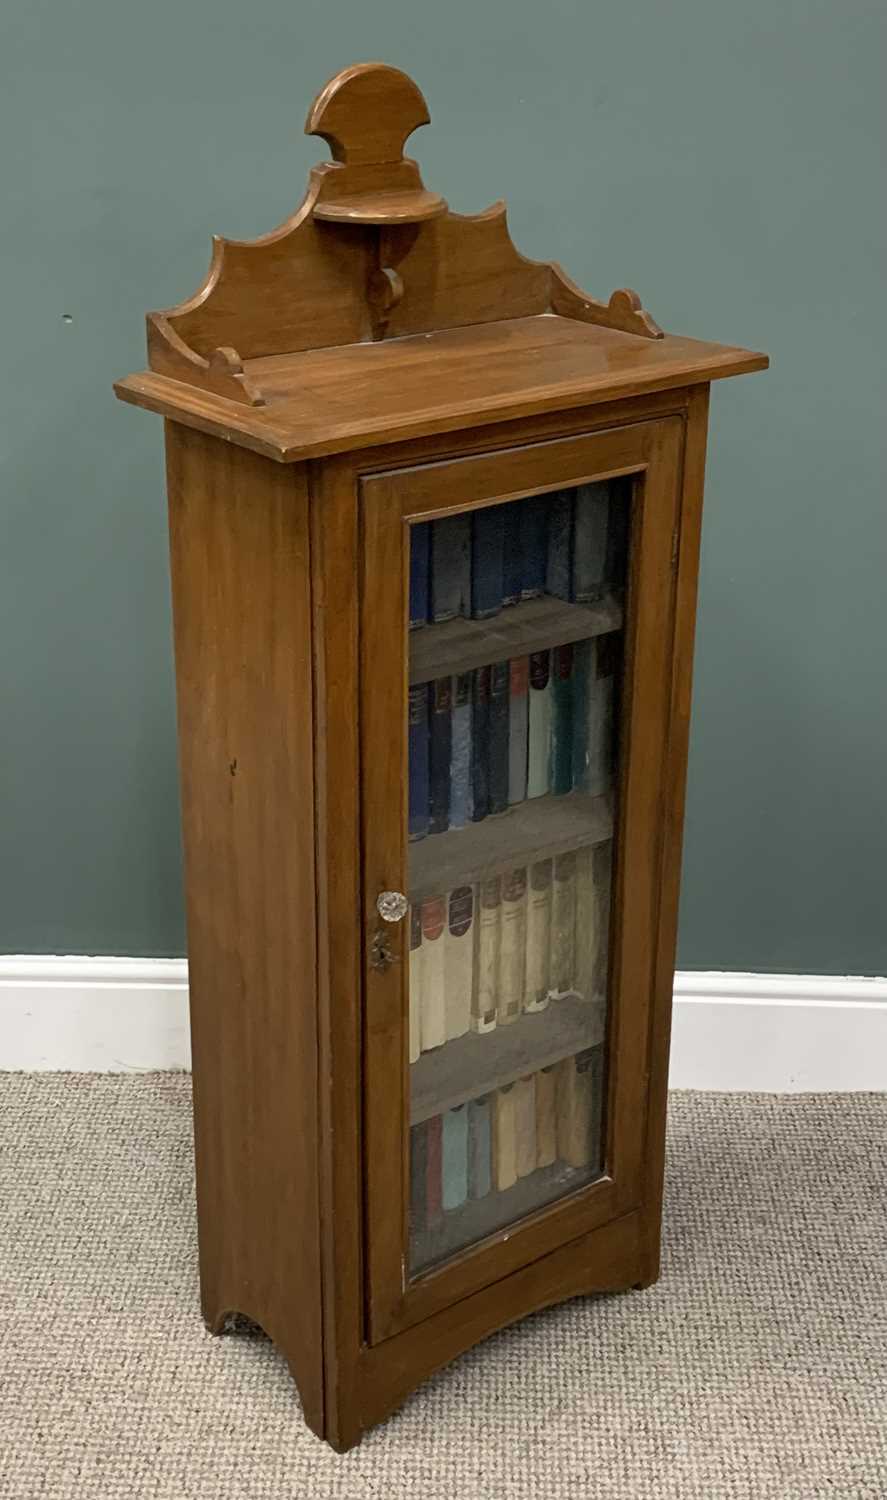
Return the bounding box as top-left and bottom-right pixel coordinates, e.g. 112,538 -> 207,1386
409,789 -> 613,903
410,992 -> 606,1123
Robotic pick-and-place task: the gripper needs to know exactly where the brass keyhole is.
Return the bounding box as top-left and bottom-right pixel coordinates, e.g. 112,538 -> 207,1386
369,928 -> 401,973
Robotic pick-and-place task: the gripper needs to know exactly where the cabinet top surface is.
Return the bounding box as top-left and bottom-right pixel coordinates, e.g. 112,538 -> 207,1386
116,313 -> 766,463
114,61 -> 767,463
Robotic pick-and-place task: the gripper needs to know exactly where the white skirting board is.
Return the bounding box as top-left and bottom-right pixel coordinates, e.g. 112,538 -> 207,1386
0,957 -> 885,1089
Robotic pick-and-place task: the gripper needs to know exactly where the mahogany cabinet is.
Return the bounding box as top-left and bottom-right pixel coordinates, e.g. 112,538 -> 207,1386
115,63 -> 767,1450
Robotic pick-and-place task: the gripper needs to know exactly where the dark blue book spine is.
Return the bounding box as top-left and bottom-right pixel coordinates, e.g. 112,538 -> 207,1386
604,478 -> 632,594
546,489 -> 575,601
502,505 -> 523,606
408,683 -> 430,841
409,521 -> 430,628
429,676 -> 453,835
471,506 -> 506,619
471,666 -> 491,822
431,515 -> 471,622
450,672 -> 473,828
488,660 -> 510,815
550,644 -> 574,795
519,494 -> 548,598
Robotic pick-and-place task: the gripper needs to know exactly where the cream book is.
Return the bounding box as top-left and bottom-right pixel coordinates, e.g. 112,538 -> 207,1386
471,877 -> 500,1034
444,885 -> 474,1042
592,841 -> 613,995
420,895 -> 447,1050
535,1066 -> 557,1168
408,904 -> 423,1063
574,843 -> 603,1003
492,1084 -> 518,1191
524,858 -> 552,1012
556,1048 -> 603,1170
549,850 -> 577,999
497,868 -> 527,1026
513,1075 -> 537,1179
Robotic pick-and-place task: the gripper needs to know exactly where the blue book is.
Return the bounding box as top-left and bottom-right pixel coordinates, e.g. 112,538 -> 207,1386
488,660 -> 510,815
431,515 -> 471,622
408,683 -> 430,840
450,672 -> 473,828
442,1104 -> 469,1210
468,1095 -> 492,1199
429,676 -> 453,834
470,666 -> 491,821
550,644 -> 574,795
604,478 -> 632,594
503,505 -> 523,606
546,489 -> 575,601
471,505 -> 506,619
519,494 -> 548,598
409,521 -> 430,628
572,483 -> 609,603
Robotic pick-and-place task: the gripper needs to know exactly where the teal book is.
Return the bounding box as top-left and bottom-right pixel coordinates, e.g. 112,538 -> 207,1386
585,635 -> 617,796
570,640 -> 590,792
467,1096 -> 492,1199
441,1104 -> 469,1210
410,1122 -> 428,1228
550,643 -> 574,795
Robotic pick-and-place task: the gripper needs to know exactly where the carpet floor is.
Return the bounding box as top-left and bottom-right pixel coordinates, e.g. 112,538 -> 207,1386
0,1076 -> 884,1499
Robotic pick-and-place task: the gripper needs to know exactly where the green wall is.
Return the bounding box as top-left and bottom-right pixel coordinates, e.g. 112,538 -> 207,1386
2,0 -> 885,972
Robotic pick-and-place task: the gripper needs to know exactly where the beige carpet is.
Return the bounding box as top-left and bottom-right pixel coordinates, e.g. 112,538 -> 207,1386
1,1077 -> 884,1499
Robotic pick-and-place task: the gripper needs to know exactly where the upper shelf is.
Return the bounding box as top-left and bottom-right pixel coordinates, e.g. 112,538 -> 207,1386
410,592 -> 622,686
113,61 -> 768,460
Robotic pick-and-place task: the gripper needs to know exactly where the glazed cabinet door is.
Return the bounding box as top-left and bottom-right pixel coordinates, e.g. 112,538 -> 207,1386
360,417 -> 683,1342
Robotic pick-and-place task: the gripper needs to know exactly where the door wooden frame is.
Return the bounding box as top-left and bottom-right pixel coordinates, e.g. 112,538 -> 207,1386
359,416 -> 684,1342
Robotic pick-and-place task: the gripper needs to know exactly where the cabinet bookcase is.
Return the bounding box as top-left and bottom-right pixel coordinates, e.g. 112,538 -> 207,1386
115,62 -> 767,1450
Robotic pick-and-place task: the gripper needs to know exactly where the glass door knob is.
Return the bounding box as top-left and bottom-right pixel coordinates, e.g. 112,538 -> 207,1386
376,890 -> 408,923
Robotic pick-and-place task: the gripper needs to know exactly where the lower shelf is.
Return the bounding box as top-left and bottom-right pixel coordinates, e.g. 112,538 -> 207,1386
410,1157 -> 603,1275
410,992 -> 606,1123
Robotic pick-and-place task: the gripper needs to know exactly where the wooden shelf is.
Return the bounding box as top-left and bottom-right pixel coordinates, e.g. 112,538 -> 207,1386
409,592 -> 623,685
314,188 -> 447,224
410,993 -> 605,1124
410,1157 -> 604,1275
409,790 -> 613,903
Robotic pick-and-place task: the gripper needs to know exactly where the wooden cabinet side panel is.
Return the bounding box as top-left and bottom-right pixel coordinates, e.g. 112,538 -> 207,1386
163,421 -> 324,1434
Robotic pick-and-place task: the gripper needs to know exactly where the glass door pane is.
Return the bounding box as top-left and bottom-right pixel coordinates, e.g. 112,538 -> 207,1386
405,478 -> 631,1276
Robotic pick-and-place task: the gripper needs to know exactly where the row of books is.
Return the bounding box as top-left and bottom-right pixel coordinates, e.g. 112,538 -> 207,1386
409,481 -> 630,627
409,842 -> 611,1060
408,634 -> 618,839
410,1049 -> 603,1229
